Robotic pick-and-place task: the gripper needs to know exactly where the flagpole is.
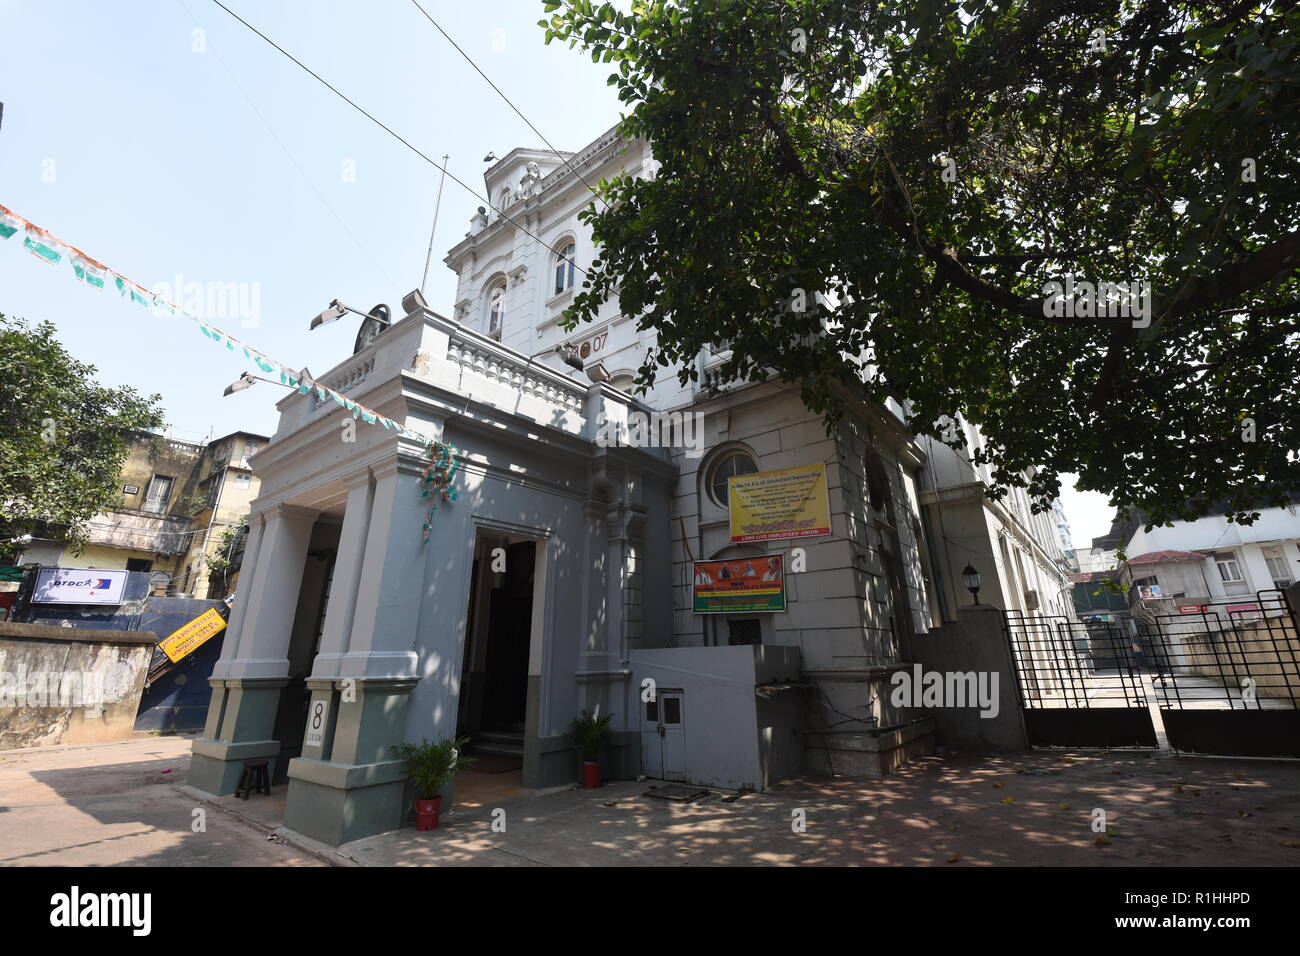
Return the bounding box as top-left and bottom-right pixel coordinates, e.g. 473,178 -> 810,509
421,154 -> 450,296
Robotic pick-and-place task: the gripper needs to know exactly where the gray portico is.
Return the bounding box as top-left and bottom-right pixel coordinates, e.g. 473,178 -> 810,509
190,302 -> 675,845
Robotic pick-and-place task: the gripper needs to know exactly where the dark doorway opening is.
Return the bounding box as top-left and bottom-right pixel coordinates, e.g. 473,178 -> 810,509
455,533 -> 537,801
481,540 -> 534,733
270,519 -> 340,783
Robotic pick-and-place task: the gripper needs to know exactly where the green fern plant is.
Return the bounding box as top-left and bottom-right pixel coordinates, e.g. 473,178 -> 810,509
392,735 -> 474,800
565,710 -> 614,762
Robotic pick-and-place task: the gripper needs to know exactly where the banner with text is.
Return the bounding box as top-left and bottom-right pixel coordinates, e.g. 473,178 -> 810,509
728,462 -> 831,543
32,568 -> 128,605
158,606 -> 229,663
692,555 -> 786,613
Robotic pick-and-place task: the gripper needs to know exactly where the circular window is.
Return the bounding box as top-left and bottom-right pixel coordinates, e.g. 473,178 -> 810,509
709,451 -> 758,507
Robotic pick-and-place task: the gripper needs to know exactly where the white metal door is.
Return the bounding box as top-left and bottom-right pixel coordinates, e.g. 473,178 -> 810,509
642,695 -> 663,778
660,691 -> 686,781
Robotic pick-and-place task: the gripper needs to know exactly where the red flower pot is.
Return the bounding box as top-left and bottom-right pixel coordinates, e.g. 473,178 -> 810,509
582,761 -> 601,789
414,795 -> 443,830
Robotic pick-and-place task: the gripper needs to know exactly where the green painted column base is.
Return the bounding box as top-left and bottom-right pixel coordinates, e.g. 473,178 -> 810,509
604,730 -> 640,779
188,738 -> 281,796
526,731 -> 640,789
189,676 -> 289,796
282,756 -> 409,846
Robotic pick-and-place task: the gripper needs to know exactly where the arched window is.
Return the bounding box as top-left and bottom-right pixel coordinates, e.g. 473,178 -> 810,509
553,240 -> 576,295
486,282 -> 506,340
708,450 -> 759,507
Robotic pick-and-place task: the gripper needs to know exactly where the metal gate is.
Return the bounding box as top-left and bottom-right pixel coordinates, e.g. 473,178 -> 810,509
1005,590 -> 1300,757
1004,610 -> 1158,748
1142,590 -> 1300,758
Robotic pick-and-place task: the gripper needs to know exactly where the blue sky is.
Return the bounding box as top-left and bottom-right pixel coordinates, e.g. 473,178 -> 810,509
0,0 -> 1115,545
0,0 -> 623,436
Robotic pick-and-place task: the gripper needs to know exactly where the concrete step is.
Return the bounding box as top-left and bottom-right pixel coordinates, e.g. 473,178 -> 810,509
470,731 -> 524,757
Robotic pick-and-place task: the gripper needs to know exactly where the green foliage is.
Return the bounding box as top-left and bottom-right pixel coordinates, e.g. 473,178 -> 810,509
543,0 -> 1300,528
392,735 -> 475,800
565,709 -> 615,762
0,313 -> 164,560
206,519 -> 248,589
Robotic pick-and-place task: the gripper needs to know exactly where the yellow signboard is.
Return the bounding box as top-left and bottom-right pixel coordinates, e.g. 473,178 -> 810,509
729,462 -> 832,543
158,606 -> 228,663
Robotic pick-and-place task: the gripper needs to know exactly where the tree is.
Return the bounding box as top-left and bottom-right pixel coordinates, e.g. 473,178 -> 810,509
0,313 -> 164,561
543,0 -> 1300,527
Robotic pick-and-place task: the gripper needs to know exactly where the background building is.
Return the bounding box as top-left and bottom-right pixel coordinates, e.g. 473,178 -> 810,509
1117,497 -> 1300,624
16,429 -> 267,598
919,420 -> 1077,622
176,431 -> 266,599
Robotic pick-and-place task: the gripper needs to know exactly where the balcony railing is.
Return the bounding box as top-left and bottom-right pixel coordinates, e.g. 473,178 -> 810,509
446,326 -> 586,414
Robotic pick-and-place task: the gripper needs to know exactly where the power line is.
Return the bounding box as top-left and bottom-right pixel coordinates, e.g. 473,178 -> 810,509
209,0 -> 595,278
406,0 -> 609,210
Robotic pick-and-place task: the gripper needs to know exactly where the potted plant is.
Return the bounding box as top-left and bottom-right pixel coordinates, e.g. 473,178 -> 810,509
392,735 -> 474,830
566,710 -> 614,789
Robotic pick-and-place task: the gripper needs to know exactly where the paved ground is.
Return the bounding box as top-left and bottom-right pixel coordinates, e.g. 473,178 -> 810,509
333,748 -> 1300,866
2,737 -> 1297,866
0,736 -> 323,866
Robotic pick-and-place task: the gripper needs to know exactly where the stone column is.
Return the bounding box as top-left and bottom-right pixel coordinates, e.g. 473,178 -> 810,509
190,503 -> 317,796
296,472 -> 375,775
339,459 -> 427,679
211,511 -> 266,680
309,471 -> 375,681
229,504 -> 318,676
284,456 -> 429,845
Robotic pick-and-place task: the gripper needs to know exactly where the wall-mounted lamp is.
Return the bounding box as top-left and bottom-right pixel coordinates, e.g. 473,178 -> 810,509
310,299 -> 349,331
962,564 -> 982,605
222,371 -> 295,397
555,343 -> 584,371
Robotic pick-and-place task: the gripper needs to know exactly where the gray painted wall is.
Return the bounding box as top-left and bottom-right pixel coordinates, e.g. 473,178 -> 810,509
630,644 -> 803,791
901,605 -> 1028,752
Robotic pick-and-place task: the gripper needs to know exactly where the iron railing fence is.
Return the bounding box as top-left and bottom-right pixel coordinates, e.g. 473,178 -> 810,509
1140,590 -> 1299,711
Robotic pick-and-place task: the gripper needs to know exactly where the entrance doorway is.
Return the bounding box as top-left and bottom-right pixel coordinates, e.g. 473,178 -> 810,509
642,689 -> 686,781
455,531 -> 539,802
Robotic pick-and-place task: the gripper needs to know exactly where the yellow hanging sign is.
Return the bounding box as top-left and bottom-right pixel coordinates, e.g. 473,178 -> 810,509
158,606 -> 228,663
728,462 -> 832,543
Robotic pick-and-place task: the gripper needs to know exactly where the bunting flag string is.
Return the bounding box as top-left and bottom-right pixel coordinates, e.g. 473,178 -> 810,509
0,202 -> 458,539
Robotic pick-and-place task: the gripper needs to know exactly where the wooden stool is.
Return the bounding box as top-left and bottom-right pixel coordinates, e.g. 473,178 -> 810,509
235,759 -> 271,800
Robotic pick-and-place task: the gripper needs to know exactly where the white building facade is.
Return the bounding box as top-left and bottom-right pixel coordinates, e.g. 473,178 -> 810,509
1121,501 -> 1300,606
192,126 -> 1063,844
918,420 -> 1076,622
